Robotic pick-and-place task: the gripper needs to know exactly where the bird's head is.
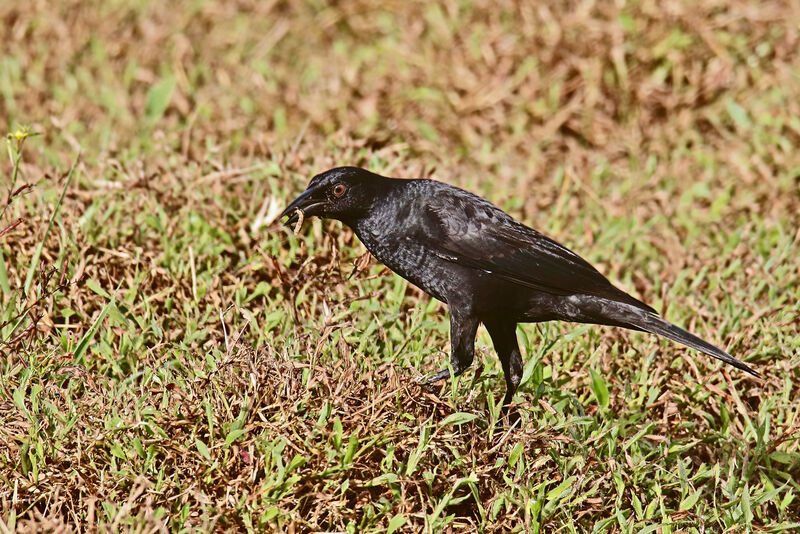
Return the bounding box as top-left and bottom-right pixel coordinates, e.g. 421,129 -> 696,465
280,166 -> 384,228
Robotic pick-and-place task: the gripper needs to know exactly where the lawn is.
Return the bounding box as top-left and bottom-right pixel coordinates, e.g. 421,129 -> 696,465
1,1 -> 799,532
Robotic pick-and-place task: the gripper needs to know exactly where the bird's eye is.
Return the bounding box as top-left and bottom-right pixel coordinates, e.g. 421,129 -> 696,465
332,184 -> 347,197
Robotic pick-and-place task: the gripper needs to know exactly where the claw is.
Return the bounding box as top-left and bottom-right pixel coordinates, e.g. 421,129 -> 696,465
424,368 -> 452,384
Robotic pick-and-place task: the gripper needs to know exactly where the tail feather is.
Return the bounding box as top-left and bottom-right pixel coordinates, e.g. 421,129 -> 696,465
596,300 -> 759,378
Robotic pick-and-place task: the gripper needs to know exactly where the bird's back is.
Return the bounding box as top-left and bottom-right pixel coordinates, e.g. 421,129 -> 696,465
352,178 -> 654,318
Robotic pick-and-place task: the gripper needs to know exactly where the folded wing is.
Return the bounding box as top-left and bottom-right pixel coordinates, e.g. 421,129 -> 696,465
418,188 -> 657,314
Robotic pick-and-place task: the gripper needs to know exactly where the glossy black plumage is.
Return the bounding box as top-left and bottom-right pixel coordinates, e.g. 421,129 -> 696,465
281,166 -> 758,413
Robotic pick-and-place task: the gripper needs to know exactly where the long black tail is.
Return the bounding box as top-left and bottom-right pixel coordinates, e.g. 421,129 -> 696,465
589,299 -> 759,377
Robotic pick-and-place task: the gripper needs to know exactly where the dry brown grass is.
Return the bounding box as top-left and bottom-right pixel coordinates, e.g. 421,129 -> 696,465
1,0 -> 799,532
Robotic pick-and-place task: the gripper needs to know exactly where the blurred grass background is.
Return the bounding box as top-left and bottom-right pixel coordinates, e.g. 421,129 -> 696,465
1,0 -> 799,532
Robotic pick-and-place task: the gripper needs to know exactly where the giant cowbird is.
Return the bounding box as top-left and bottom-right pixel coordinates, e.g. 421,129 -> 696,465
280,167 -> 758,413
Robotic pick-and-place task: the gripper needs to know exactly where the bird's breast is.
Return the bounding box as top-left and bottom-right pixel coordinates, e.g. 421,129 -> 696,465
353,224 -> 455,303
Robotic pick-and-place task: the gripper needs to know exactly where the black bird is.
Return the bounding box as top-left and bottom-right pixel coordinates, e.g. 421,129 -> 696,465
280,167 -> 758,413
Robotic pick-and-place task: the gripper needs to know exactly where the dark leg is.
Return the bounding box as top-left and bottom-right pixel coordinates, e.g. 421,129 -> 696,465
424,310 -> 479,385
484,320 -> 524,414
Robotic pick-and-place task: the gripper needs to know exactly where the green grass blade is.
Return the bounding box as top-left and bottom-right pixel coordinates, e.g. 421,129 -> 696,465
23,153 -> 78,296
72,285 -> 116,362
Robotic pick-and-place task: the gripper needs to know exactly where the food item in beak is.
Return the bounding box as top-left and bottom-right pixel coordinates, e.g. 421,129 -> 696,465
292,209 -> 305,235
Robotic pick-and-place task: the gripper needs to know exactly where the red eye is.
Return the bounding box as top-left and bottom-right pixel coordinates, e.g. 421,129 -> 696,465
332,184 -> 347,197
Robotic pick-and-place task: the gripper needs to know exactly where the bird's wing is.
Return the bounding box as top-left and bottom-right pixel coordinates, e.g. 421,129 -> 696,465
417,188 -> 656,313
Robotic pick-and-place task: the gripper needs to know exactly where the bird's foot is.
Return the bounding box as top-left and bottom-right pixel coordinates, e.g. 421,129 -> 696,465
498,404 -> 521,428
423,368 -> 452,385
497,391 -> 521,428
415,368 -> 453,394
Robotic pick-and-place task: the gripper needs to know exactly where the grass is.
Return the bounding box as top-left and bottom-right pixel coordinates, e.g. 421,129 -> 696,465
1,0 -> 799,531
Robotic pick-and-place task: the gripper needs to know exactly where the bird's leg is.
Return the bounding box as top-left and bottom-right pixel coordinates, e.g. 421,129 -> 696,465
485,320 -> 524,417
424,310 -> 479,385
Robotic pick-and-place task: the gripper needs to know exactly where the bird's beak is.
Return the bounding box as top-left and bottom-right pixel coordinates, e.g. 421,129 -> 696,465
280,185 -> 325,228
